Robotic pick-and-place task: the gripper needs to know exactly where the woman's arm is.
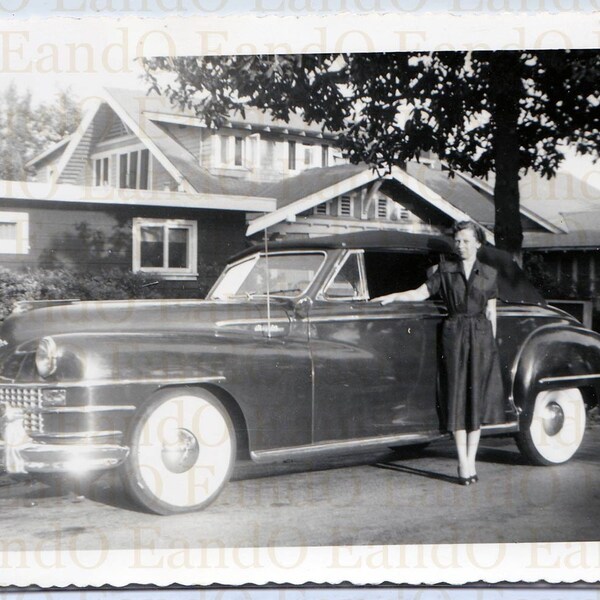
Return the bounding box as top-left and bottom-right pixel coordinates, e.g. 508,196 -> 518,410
486,298 -> 497,338
372,282 -> 431,304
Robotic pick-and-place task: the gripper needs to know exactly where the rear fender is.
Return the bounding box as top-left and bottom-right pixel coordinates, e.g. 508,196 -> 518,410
511,324 -> 600,420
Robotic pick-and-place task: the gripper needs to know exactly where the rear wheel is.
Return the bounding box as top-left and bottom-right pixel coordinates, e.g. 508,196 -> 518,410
516,388 -> 586,465
121,388 -> 236,515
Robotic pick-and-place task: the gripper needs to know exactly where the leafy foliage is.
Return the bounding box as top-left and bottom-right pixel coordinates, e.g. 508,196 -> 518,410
0,268 -> 161,321
144,51 -> 600,253
0,83 -> 82,180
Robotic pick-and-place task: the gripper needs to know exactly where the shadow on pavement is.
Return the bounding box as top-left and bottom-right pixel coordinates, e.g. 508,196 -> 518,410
373,461 -> 458,484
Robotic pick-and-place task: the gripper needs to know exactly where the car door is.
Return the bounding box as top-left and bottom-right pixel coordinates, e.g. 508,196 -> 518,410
308,249 -> 443,443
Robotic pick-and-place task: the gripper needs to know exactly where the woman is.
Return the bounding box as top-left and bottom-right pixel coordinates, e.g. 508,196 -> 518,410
375,221 -> 505,485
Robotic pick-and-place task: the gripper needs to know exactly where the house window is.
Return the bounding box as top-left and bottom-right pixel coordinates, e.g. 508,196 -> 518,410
339,195 -> 353,217
303,144 -> 314,168
0,212 -> 28,254
118,149 -> 149,190
377,198 -> 388,219
133,218 -> 197,279
261,139 -> 276,168
220,135 -> 229,164
94,157 -> 110,186
234,136 -> 244,167
288,141 -> 296,170
218,135 -> 247,168
321,145 -> 329,167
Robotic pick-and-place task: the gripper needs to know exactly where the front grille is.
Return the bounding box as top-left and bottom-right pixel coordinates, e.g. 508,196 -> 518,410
0,387 -> 44,434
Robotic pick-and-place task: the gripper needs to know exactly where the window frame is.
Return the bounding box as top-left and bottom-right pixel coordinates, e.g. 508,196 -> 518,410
319,250 -> 368,302
132,217 -> 198,280
0,211 -> 29,255
91,143 -> 151,190
217,134 -> 248,169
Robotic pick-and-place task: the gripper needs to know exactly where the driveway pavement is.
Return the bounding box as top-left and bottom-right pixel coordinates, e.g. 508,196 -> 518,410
1,423 -> 599,551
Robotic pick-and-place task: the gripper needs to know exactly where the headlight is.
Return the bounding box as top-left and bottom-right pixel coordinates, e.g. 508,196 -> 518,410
35,336 -> 58,378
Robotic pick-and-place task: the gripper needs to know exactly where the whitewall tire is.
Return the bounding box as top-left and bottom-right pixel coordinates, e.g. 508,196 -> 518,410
122,388 -> 235,514
516,388 -> 586,465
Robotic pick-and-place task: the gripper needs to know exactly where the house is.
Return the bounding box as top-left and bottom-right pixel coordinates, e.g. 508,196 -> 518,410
8,86 -> 596,302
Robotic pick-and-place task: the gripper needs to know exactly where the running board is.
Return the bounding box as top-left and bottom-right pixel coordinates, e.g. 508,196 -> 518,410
251,422 -> 522,464
250,431 -> 444,464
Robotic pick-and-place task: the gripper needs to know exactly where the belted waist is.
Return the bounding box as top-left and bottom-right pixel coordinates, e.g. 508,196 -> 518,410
447,313 -> 486,320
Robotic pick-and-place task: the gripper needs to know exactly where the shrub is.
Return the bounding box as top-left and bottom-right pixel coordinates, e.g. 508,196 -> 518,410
0,268 -> 162,321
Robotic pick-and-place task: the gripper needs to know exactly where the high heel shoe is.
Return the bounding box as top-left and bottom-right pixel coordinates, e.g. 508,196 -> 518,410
469,474 -> 479,484
457,467 -> 471,486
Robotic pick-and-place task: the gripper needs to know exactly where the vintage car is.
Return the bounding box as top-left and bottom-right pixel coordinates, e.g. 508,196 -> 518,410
0,230 -> 598,514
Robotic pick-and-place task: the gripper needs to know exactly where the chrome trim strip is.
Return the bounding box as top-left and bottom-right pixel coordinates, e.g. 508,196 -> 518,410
481,421 -> 519,432
30,430 -> 122,439
539,373 -> 600,384
34,405 -> 136,414
251,431 -> 443,463
308,312 -> 443,323
0,376 -> 225,389
216,317 -> 289,328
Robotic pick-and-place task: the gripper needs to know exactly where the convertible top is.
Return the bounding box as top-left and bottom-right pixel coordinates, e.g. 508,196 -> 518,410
236,230 -> 455,256
234,230 -> 545,305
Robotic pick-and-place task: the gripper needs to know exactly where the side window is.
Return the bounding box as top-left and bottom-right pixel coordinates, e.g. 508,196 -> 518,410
324,252 -> 364,300
363,251 -> 439,299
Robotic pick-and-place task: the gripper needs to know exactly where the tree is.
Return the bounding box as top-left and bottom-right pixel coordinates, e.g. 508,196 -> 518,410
0,83 -> 82,180
143,51 -> 599,254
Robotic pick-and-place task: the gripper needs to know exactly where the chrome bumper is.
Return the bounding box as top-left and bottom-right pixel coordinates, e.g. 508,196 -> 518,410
0,440 -> 129,474
0,406 -> 129,474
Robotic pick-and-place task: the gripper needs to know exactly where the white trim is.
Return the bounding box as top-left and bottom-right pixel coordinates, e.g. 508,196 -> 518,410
25,137 -> 71,169
247,168 -> 378,235
0,211 -> 28,254
132,217 -> 198,280
0,180 -> 276,213
247,166 -> 494,239
52,99 -> 102,184
389,166 -> 495,243
90,141 -> 145,160
143,111 -> 206,128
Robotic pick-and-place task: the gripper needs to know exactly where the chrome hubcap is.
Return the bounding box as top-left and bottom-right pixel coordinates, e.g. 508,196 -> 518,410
161,428 -> 200,474
541,401 -> 565,436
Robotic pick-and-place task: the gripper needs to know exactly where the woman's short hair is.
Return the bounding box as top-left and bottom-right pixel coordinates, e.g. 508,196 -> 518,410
453,220 -> 486,244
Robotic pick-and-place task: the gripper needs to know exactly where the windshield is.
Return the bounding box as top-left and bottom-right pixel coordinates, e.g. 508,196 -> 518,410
209,252 -> 326,300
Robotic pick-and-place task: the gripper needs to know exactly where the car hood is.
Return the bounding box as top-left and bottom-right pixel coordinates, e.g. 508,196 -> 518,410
0,298 -> 287,348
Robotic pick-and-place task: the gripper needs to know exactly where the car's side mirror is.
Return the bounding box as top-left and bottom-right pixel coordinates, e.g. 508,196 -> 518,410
293,296 -> 312,319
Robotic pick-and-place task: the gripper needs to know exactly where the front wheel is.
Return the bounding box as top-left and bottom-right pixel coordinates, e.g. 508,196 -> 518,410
515,388 -> 586,465
121,388 -> 236,515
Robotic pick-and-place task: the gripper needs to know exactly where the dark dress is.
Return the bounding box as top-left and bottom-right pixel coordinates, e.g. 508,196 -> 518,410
426,258 -> 505,432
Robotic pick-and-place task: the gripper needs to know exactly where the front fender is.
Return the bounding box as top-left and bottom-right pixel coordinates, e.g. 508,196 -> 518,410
512,323 -> 600,418
6,332 -> 227,385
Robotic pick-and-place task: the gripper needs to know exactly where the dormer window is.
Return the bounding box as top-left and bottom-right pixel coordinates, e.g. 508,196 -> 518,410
219,134 -> 246,168
119,149 -> 149,190
288,141 -> 297,171
94,157 -> 109,186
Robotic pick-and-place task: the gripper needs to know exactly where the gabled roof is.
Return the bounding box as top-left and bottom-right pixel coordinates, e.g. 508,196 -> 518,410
523,210 -> 600,250
25,136 -> 71,169
246,163 -> 495,240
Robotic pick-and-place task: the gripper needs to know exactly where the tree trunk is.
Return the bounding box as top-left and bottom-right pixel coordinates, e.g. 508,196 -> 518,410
489,53 -> 523,257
